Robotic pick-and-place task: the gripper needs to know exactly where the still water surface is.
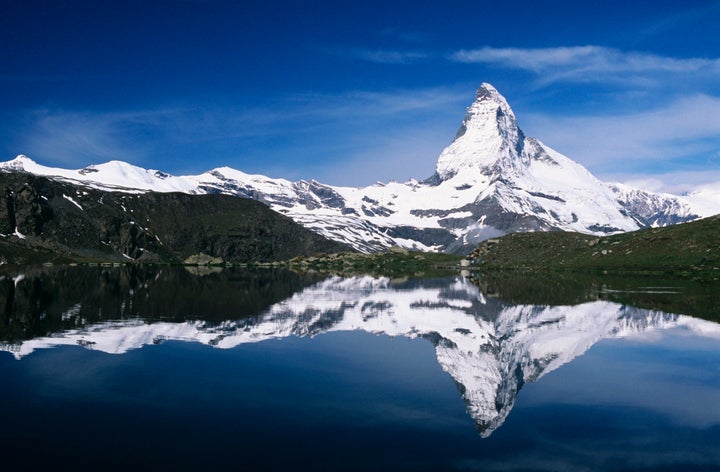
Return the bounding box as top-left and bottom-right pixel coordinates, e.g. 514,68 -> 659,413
0,266 -> 718,471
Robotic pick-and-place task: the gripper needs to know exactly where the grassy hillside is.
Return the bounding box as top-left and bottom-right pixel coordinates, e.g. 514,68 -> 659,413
471,214 -> 720,277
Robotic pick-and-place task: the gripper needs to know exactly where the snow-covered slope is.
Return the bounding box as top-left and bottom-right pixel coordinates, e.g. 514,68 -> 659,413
0,155 -> 201,193
3,275 -> 719,437
608,182 -> 702,227
3,83 -> 718,253
683,184 -> 720,218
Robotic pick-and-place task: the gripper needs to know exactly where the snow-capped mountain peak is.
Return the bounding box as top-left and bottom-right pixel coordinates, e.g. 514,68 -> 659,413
435,83 -> 524,181
3,83 -> 718,254
3,154 -> 37,171
1,154 -> 201,193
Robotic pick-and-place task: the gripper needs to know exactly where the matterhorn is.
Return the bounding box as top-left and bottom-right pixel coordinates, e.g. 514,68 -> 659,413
2,83 -> 715,253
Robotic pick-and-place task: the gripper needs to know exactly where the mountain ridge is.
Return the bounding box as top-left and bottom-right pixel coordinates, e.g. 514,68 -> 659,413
0,171 -> 350,264
3,83 -> 718,253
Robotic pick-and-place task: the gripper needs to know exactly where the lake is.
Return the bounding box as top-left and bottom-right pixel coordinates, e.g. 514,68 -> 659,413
0,266 -> 718,471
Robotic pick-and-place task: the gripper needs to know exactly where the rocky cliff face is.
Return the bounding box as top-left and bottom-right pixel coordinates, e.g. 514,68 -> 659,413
0,172 -> 349,263
608,182 -> 701,227
2,84 -> 718,254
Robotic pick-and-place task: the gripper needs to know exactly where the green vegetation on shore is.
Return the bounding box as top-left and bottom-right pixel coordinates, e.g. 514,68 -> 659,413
471,214 -> 720,279
281,249 -> 462,278
0,242 -> 463,280
470,269 -> 720,322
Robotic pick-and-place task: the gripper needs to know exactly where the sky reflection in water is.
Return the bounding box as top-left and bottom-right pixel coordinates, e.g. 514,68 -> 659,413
0,266 -> 718,471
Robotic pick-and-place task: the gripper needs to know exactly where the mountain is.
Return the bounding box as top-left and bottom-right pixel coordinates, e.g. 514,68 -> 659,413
0,171 -> 349,264
608,183 -> 701,227
3,83 -> 718,253
3,268 -> 719,437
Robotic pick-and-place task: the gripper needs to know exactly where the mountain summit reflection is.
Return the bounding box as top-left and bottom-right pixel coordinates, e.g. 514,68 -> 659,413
2,266 -> 719,437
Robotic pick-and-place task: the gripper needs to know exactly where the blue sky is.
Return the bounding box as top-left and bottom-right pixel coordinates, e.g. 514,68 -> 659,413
2,0 -> 720,193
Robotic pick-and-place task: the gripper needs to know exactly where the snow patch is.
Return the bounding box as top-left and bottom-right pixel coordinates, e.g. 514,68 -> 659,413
1,81 -> 718,253
63,194 -> 84,210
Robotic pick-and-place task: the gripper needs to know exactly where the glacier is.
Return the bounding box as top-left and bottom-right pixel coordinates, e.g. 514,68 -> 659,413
2,83 -> 719,253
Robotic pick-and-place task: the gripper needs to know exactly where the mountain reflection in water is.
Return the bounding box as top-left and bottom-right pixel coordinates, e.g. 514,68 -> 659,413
1,266 -> 719,439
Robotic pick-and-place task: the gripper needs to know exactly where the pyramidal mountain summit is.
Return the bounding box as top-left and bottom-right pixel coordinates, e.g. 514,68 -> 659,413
2,83 -> 718,254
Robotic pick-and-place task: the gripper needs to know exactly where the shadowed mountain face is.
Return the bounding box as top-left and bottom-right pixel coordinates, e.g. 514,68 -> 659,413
2,266 -> 718,437
0,172 -> 350,263
3,84 -> 715,255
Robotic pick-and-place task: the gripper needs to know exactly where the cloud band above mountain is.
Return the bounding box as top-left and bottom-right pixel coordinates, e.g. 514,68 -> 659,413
449,46 -> 720,82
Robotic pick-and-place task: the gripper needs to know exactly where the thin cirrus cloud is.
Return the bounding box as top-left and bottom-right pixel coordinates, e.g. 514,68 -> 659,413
12,107 -> 226,168
346,48 -> 430,65
14,86 -> 467,183
17,110 -> 145,166
446,45 -> 720,192
448,45 -> 720,84
523,94 -> 720,192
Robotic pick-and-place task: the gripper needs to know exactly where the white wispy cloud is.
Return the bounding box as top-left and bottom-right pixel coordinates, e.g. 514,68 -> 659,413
255,86 -> 467,184
447,45 -> 720,193
449,46 -> 720,85
619,171 -> 720,196
523,94 -> 720,193
287,86 -> 466,119
350,49 -> 429,64
325,46 -> 431,65
14,86 -> 468,184
634,2 -> 720,42
308,126 -> 453,185
17,110 -> 148,166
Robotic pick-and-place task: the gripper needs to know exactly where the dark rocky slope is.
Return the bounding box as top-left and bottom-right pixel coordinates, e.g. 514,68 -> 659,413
0,172 -> 349,264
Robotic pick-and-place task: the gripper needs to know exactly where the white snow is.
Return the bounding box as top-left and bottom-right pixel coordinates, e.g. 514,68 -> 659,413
3,82 -> 718,252
684,184 -> 720,217
435,83 -> 523,180
63,194 -> 84,210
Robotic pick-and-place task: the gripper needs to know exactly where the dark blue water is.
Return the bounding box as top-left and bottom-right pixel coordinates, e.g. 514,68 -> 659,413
0,267 -> 718,471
